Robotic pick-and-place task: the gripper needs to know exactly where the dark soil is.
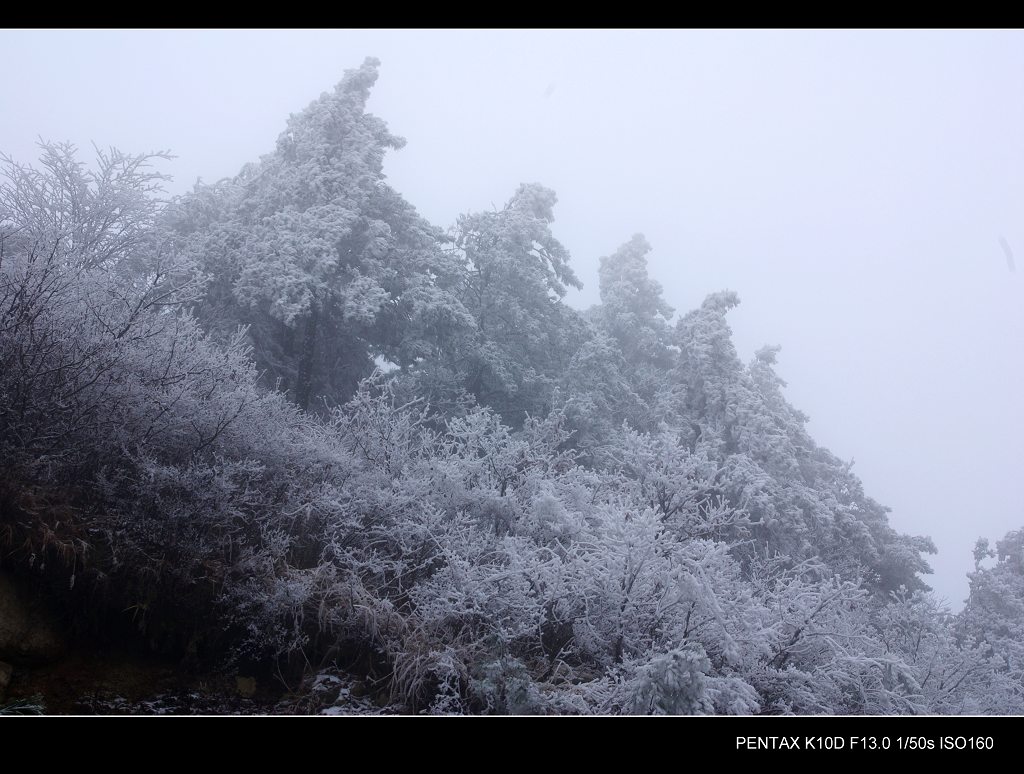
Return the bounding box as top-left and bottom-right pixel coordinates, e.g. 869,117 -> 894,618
3,649 -> 296,715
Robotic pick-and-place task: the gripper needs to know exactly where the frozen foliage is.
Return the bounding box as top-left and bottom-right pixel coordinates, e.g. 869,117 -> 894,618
2,62 -> 1020,715
169,58 -> 459,411
957,530 -> 1024,710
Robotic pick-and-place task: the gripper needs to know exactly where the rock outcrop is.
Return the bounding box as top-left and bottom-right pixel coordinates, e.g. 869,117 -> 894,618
0,572 -> 66,664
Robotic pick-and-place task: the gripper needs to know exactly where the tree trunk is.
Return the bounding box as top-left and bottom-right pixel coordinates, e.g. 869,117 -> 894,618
295,302 -> 319,411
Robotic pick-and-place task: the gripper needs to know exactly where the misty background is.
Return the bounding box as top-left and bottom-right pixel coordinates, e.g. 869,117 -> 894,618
1,28 -> 1020,608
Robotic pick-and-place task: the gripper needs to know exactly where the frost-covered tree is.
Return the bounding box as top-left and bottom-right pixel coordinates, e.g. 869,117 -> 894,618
959,528 -> 1024,711
444,183 -> 587,426
872,588 -> 994,713
561,235 -> 677,450
169,58 -> 464,410
0,142 -> 196,479
735,344 -> 935,592
593,234 -> 674,368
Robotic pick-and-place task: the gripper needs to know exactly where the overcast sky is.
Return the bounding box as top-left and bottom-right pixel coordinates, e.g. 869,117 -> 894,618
2,29 -> 1021,607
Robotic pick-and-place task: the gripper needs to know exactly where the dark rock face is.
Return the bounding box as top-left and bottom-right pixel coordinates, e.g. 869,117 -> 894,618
0,572 -> 66,664
0,660 -> 12,700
